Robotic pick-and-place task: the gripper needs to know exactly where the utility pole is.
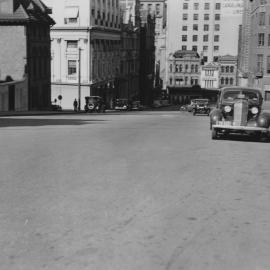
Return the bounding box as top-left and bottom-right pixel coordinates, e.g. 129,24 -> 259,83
78,47 -> 82,111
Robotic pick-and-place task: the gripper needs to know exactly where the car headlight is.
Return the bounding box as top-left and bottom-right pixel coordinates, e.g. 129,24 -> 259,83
251,107 -> 259,114
224,106 -> 232,113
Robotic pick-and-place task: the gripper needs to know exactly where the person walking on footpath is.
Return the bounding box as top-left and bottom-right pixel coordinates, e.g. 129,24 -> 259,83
73,98 -> 78,112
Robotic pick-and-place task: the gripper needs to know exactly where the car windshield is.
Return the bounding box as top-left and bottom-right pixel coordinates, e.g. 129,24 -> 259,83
195,99 -> 208,104
223,90 -> 259,101
88,97 -> 101,103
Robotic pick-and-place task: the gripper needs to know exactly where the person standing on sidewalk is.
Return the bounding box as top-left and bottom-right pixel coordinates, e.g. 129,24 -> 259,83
73,99 -> 78,112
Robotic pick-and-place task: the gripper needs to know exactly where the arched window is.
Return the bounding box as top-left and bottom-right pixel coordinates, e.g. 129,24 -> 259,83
230,66 -> 234,73
230,78 -> 234,85
191,64 -> 194,72
179,64 -> 183,72
185,64 -> 188,71
195,65 -> 198,73
175,64 -> 179,72
221,77 -> 224,85
226,66 -> 230,73
221,66 -> 225,73
225,77 -> 229,85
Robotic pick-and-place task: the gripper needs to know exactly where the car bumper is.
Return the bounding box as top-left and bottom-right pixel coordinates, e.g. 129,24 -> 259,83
213,122 -> 269,132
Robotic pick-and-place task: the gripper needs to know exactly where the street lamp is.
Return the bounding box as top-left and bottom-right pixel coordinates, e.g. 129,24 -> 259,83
78,47 -> 82,111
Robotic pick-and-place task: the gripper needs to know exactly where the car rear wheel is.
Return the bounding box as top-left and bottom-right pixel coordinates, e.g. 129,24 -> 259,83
193,110 -> 196,116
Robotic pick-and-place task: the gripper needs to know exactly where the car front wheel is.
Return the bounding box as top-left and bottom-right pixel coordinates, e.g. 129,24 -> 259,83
212,128 -> 218,140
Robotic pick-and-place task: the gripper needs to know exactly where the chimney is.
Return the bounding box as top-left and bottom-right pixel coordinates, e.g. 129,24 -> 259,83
0,0 -> 14,14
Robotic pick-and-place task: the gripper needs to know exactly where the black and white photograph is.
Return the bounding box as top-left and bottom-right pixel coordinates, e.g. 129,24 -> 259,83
1,0 -> 270,269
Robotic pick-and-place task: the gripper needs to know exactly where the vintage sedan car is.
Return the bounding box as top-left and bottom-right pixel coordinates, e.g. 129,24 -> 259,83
114,99 -> 130,111
193,99 -> 211,115
84,96 -> 106,113
210,87 -> 270,140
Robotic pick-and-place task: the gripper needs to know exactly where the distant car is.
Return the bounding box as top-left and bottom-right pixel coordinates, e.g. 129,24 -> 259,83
210,87 -> 270,140
51,104 -> 62,111
114,99 -> 130,111
131,101 -> 143,110
84,96 -> 106,113
193,99 -> 211,116
179,105 -> 187,111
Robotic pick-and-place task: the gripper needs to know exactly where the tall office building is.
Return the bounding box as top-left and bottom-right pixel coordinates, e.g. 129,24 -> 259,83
43,0 -> 121,109
166,0 -> 243,63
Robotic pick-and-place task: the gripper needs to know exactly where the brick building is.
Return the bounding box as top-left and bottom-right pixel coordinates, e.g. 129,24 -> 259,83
0,0 -> 54,111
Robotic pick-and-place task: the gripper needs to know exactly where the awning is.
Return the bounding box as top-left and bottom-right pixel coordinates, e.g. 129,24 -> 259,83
64,7 -> 79,18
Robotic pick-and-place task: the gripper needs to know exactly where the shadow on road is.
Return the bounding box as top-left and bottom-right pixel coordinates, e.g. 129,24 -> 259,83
216,134 -> 270,143
0,118 -> 107,128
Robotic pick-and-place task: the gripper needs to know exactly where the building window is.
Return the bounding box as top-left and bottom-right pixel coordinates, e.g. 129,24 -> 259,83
267,56 -> 270,73
195,65 -> 199,72
193,35 -> 198,41
215,3 -> 221,10
67,40 -> 78,49
258,33 -> 265,46
203,46 -> 208,51
183,13 -> 188,20
203,35 -> 208,42
221,77 -> 224,84
204,3 -> 210,10
182,25 -> 188,31
259,12 -> 266,25
230,66 -> 234,73
185,64 -> 188,71
193,24 -> 198,31
175,64 -> 179,72
257,54 -> 263,72
214,35 -> 219,42
64,6 -> 79,24
221,66 -> 225,73
68,60 -> 77,77
214,24 -> 220,31
193,14 -> 198,20
182,45 -> 187,50
192,45 -> 197,51
182,35 -> 187,41
179,65 -> 183,72
194,3 -> 199,10
156,4 -> 161,15
169,64 -> 172,72
183,3 -> 188,9
204,14 -> 209,20
215,14 -> 220,20
214,46 -> 219,51
230,78 -> 234,85
204,24 -> 209,31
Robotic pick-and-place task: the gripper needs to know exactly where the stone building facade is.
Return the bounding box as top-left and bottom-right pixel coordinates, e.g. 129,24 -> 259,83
218,55 -> 238,88
200,62 -> 219,90
43,0 -> 121,109
0,0 -> 54,111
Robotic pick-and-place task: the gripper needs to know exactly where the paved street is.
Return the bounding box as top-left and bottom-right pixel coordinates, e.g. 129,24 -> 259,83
0,111 -> 270,270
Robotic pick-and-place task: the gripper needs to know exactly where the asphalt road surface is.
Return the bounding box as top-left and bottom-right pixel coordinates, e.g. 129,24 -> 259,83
0,111 -> 270,270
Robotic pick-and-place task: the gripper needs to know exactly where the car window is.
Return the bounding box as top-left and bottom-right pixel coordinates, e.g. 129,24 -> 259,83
223,91 -> 241,101
242,91 -> 258,100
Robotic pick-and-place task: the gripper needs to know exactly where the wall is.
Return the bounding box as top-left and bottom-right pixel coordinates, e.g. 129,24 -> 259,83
0,26 -> 26,81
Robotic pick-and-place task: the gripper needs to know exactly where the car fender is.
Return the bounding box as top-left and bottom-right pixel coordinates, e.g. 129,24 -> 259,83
209,109 -> 222,128
257,112 -> 270,128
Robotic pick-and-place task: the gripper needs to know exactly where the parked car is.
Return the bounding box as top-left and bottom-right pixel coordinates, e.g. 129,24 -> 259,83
131,101 -> 143,111
114,99 -> 130,111
84,96 -> 106,113
51,104 -> 62,111
210,87 -> 270,140
193,99 -> 211,115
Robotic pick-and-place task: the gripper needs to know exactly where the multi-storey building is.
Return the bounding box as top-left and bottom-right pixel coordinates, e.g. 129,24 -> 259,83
0,0 -> 54,111
118,0 -> 140,100
140,0 -> 167,91
200,62 -> 219,89
166,0 -> 243,62
43,0 -> 121,109
244,0 -> 270,102
167,50 -> 200,103
218,55 -> 238,87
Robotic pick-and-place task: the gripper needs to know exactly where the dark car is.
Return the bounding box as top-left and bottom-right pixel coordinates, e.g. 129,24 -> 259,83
131,101 -> 143,111
193,99 -> 211,115
84,96 -> 106,113
210,87 -> 270,140
114,99 -> 130,111
51,104 -> 62,111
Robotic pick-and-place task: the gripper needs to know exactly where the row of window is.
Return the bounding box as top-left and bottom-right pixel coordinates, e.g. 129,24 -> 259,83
182,34 -> 220,42
221,66 -> 235,73
179,45 -> 219,53
92,0 -> 119,9
169,77 -> 199,86
257,33 -> 270,47
220,77 -> 235,85
141,3 -> 162,16
169,64 -> 199,73
182,13 -> 220,21
183,2 -> 221,10
182,24 -> 220,31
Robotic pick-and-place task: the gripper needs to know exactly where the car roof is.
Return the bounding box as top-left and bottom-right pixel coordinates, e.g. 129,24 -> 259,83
221,86 -> 261,93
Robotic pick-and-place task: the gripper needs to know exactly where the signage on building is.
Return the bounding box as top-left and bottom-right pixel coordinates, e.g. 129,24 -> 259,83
222,0 -> 243,16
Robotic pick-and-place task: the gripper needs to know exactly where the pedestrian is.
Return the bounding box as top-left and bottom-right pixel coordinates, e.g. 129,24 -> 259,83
73,98 -> 78,112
